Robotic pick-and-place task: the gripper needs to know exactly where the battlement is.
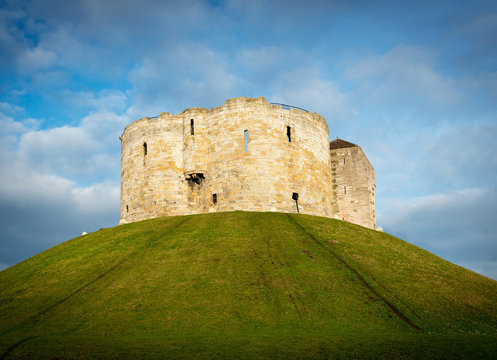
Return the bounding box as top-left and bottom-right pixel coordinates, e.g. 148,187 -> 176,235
119,97 -> 375,228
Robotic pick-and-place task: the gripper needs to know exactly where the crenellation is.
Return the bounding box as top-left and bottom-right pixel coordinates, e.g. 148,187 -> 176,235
120,97 -> 375,228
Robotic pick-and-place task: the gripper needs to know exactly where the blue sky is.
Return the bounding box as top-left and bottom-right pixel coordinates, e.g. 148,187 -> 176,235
1,0 -> 496,279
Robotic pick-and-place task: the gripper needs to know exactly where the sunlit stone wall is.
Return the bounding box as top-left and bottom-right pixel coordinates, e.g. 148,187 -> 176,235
120,96 -> 375,229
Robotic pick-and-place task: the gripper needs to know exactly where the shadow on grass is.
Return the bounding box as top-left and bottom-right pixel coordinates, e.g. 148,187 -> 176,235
0,336 -> 38,360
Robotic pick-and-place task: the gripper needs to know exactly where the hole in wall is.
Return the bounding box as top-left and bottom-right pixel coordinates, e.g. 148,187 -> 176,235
190,119 -> 194,135
185,172 -> 205,185
212,193 -> 217,204
143,142 -> 147,156
287,126 -> 291,142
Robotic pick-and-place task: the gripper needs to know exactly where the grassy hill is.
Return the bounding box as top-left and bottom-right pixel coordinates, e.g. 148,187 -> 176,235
1,211 -> 496,359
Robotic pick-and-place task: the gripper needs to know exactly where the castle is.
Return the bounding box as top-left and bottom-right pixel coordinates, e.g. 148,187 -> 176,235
120,97 -> 375,228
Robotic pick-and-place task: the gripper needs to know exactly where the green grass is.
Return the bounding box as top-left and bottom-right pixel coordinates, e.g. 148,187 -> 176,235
1,211 -> 496,359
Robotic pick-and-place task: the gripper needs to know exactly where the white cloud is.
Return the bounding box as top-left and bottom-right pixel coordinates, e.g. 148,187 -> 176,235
128,43 -> 241,117
0,113 -> 27,135
0,162 -> 120,268
13,0 -> 221,80
84,90 -> 128,112
0,104 -> 121,269
420,122 -> 497,188
2,88 -> 128,182
0,113 -> 40,155
271,69 -> 358,125
0,158 -> 119,220
73,181 -> 120,214
0,102 -> 24,114
236,46 -> 357,124
342,45 -> 463,123
0,94 -> 126,270
18,125 -> 122,181
30,70 -> 71,89
16,45 -> 57,73
237,46 -> 309,74
378,188 -> 497,280
81,108 -> 129,139
18,126 -> 101,178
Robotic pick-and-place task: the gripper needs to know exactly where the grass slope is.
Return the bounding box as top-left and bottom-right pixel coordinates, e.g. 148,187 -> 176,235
1,211 -> 496,359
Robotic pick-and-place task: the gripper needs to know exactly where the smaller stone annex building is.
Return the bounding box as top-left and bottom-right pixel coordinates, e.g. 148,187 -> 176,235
119,97 -> 375,228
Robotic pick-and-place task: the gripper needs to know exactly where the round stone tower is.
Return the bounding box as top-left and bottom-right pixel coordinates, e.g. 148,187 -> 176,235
119,97 -> 334,224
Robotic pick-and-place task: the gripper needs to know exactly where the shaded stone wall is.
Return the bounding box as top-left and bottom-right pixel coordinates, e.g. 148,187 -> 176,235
330,145 -> 376,229
120,97 -> 334,224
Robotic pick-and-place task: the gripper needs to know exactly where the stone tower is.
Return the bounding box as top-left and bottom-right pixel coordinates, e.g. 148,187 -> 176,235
119,97 -> 375,228
330,139 -> 376,229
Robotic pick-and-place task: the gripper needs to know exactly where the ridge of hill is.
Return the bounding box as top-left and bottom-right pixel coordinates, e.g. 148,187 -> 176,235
1,211 -> 496,359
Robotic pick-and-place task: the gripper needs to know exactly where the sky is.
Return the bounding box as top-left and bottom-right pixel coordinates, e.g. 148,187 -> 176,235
1,0 -> 496,280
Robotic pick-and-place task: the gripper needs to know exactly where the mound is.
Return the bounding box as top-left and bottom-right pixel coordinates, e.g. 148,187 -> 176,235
1,212 -> 496,359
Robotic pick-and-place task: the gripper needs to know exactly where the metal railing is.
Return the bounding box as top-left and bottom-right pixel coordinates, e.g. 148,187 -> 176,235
270,102 -> 308,112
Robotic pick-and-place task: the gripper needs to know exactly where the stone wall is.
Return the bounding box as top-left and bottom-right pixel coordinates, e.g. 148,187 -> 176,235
330,142 -> 376,229
120,97 -> 334,224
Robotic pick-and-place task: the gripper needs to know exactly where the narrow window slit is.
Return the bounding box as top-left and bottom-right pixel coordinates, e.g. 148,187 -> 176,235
212,193 -> 217,204
143,142 -> 147,156
190,119 -> 194,135
287,126 -> 291,142
344,186 -> 347,194
292,192 -> 299,213
244,130 -> 248,153
126,205 -> 129,212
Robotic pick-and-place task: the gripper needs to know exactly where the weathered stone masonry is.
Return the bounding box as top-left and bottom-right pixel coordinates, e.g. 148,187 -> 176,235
330,139 -> 375,229
120,97 -> 375,228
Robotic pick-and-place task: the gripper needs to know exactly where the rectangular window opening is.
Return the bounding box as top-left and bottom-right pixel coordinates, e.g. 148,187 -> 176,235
212,193 -> 217,204
190,119 -> 194,135
244,130 -> 248,153
126,205 -> 129,212
292,192 -> 299,213
143,142 -> 147,156
287,126 -> 291,142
